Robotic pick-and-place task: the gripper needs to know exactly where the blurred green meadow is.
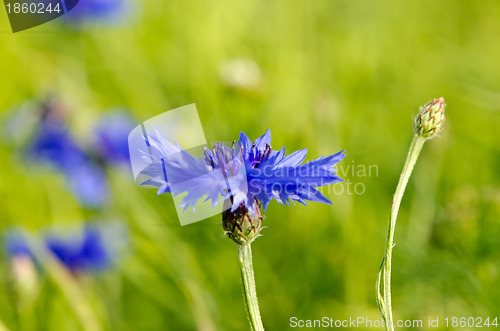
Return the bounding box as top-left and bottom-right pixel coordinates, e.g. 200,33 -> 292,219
1,0 -> 500,330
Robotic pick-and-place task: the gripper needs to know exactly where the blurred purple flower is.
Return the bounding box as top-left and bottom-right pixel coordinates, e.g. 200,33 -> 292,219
4,223 -> 126,273
137,129 -> 345,215
64,0 -> 133,24
7,99 -> 138,209
44,225 -> 111,272
94,111 -> 137,166
28,112 -> 87,171
27,106 -> 109,209
4,230 -> 32,259
68,163 -> 109,208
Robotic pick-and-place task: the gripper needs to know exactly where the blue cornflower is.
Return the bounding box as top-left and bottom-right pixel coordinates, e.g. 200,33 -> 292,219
3,224 -> 126,273
133,127 -> 346,328
138,129 -> 345,215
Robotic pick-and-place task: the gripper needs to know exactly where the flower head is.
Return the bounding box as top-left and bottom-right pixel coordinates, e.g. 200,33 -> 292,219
414,97 -> 446,139
138,129 -> 346,217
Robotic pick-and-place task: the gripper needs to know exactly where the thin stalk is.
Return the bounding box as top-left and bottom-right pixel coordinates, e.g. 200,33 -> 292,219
376,135 -> 426,331
238,243 -> 264,331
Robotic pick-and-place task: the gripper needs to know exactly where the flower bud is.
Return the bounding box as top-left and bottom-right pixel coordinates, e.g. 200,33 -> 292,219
222,199 -> 263,245
414,97 -> 446,139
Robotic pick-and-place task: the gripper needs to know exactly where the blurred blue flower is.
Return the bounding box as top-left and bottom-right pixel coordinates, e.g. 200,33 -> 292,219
27,105 -> 109,209
64,0 -> 133,24
94,111 -> 137,166
67,163 -> 109,208
4,230 -> 32,259
9,99 -> 139,209
29,112 -> 87,171
137,129 -> 345,215
4,223 -> 126,273
44,225 -> 111,272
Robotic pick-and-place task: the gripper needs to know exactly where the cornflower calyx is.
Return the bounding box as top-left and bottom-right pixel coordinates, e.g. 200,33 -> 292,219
222,198 -> 263,245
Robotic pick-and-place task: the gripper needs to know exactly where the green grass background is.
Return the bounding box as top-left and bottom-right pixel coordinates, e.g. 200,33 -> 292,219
1,0 -> 500,330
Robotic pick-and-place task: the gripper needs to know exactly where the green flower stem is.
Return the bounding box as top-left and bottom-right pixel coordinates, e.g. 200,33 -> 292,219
377,135 -> 426,331
238,243 -> 264,331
